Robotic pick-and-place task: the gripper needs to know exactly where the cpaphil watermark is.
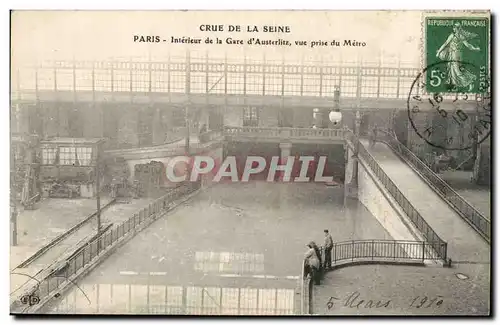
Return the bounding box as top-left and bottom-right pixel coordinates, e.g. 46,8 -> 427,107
166,155 -> 337,183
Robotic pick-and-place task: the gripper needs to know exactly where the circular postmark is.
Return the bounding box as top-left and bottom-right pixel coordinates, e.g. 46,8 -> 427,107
407,60 -> 491,151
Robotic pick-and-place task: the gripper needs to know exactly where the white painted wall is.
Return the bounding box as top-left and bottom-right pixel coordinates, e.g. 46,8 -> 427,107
357,160 -> 420,242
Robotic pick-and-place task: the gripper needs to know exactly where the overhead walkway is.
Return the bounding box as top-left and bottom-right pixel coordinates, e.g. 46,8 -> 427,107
361,139 -> 490,264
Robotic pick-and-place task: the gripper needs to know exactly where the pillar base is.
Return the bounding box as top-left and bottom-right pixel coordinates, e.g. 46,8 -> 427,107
278,142 -> 293,182
344,182 -> 358,199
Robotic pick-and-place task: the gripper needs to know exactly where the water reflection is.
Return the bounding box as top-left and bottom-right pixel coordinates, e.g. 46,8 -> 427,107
194,251 -> 265,273
48,283 -> 296,315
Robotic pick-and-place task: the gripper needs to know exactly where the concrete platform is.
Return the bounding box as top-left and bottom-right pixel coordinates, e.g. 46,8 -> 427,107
11,196 -> 113,270
312,263 -> 490,315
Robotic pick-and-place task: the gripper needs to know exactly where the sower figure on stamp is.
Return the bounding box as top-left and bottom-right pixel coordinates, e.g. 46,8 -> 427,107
436,22 -> 480,92
323,229 -> 334,269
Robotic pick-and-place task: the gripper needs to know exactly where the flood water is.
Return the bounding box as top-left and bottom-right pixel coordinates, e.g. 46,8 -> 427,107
44,182 -> 394,315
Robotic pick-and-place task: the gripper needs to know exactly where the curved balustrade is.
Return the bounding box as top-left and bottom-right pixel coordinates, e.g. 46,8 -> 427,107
224,126 -> 282,138
379,130 -> 490,243
325,239 -> 444,264
198,130 -> 224,143
289,127 -> 344,138
104,126 -> 346,159
223,126 -> 345,140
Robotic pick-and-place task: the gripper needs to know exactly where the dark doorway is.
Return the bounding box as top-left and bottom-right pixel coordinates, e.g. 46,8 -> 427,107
278,108 -> 293,127
209,107 -> 224,130
360,114 -> 370,136
103,105 -> 120,149
68,105 -> 83,138
138,107 -> 153,147
394,111 -> 409,146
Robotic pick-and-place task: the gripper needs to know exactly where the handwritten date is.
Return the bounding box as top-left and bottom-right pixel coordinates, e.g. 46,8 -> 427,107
326,291 -> 444,310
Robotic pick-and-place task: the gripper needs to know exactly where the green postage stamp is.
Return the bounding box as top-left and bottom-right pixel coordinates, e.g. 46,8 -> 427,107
424,15 -> 490,94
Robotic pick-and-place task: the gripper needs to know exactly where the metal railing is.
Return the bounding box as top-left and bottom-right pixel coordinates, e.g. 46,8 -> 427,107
380,131 -> 490,243
325,240 -> 444,265
301,239 -> 444,315
14,57 -> 421,100
345,130 -> 448,260
12,181 -> 201,313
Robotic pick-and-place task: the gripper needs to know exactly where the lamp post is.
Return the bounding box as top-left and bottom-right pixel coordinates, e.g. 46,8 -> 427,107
329,85 -> 342,126
95,144 -> 101,236
354,111 -> 361,139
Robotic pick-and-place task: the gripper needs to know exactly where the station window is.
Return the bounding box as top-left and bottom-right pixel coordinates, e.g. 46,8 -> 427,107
41,148 -> 57,165
76,147 -> 93,166
59,147 -> 77,165
243,107 -> 259,126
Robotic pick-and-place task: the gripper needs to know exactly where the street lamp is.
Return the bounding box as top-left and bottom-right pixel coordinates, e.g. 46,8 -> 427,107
313,108 -> 320,128
329,111 -> 342,125
329,85 -> 342,125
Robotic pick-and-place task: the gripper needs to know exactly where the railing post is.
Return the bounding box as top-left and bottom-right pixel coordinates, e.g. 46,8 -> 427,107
351,240 -> 354,262
393,240 -> 396,260
421,241 -> 425,262
333,243 -> 337,264
371,240 -> 374,260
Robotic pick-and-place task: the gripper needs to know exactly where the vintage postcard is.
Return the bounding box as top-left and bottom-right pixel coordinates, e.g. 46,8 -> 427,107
10,10 -> 491,316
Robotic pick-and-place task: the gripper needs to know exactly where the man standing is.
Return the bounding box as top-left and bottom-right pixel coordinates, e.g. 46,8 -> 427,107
323,229 -> 334,269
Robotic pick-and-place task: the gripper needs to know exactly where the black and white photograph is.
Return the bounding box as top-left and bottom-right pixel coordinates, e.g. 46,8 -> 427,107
8,10 -> 492,316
